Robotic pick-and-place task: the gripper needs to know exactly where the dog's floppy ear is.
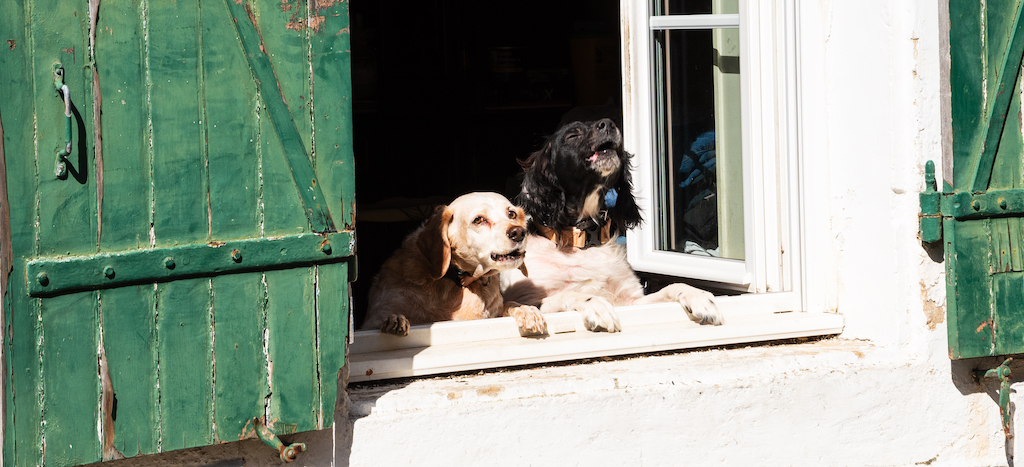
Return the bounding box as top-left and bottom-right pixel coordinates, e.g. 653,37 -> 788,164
611,150 -> 643,231
417,205 -> 453,280
516,141 -> 572,231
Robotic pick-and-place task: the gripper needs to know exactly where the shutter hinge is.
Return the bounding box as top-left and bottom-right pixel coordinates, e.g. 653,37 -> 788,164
976,358 -> 1014,439
254,417 -> 306,463
919,161 -> 943,243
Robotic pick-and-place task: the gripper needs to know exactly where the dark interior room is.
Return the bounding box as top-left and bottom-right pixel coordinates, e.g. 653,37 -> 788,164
350,0 -> 623,326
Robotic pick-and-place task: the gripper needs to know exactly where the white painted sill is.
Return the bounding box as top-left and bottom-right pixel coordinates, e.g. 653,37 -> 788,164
349,294 -> 844,383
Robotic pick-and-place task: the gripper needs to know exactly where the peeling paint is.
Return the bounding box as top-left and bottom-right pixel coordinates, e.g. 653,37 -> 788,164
921,282 -> 945,329
6,39 -> 14,49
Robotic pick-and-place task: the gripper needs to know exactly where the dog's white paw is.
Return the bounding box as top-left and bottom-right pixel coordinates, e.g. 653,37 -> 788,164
506,304 -> 548,337
542,296 -> 621,333
664,284 -> 722,325
580,297 -> 621,332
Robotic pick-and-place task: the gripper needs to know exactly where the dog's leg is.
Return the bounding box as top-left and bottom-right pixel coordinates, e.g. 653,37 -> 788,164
634,283 -> 723,325
541,291 -> 621,333
380,314 -> 411,336
503,301 -> 548,337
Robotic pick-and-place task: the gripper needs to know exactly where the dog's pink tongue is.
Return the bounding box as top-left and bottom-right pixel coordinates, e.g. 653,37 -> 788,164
589,152 -> 599,162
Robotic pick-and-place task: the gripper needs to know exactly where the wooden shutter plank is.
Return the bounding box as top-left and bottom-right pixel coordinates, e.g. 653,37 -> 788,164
311,2 -> 356,230
315,262 -> 349,428
308,4 -> 355,429
28,0 -> 104,463
991,218 -> 1013,273
248,0 -> 326,434
0,0 -> 44,464
211,277 -> 267,442
260,111 -> 312,235
149,0 -> 208,246
33,0 -> 99,257
40,293 -> 101,465
202,0 -> 260,241
199,0 -> 269,444
993,272 -> 1024,355
156,278 -> 214,451
100,285 -> 158,457
951,219 -> 996,358
265,268 -> 318,434
96,1 -> 155,251
93,2 -> 159,457
148,0 -> 216,453
950,0 -> 984,191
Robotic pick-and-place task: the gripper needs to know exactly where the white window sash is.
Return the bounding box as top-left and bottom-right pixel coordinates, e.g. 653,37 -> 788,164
649,14 -> 740,30
624,0 -> 799,298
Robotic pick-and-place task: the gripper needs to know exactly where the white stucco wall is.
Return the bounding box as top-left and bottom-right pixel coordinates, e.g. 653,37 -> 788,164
60,2 -> 1021,467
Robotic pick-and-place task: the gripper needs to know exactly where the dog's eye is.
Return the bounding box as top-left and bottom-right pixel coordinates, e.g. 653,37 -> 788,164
565,133 -> 580,141
507,209 -> 517,220
473,216 -> 486,225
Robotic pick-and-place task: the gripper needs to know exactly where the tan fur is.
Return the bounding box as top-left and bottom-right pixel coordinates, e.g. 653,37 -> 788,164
363,192 -> 544,336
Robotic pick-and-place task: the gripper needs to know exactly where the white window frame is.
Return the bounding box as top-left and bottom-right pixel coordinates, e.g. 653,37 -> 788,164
625,0 -> 808,303
347,0 -> 840,383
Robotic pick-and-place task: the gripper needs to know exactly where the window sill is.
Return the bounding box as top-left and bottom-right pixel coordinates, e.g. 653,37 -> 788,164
349,294 -> 844,383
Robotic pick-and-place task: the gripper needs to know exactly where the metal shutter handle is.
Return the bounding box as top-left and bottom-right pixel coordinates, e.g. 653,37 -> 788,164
53,63 -> 72,179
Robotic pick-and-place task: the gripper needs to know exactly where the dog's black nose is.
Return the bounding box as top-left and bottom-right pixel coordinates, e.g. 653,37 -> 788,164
508,226 -> 526,242
596,118 -> 614,132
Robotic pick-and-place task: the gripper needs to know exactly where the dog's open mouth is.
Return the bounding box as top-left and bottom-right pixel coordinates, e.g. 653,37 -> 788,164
491,249 -> 524,263
588,142 -> 618,162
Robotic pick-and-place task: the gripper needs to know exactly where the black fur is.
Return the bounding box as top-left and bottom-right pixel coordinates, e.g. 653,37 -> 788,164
516,119 -> 642,236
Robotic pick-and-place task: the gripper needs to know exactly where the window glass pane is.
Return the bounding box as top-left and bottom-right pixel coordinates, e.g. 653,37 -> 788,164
652,27 -> 743,260
658,0 -> 737,15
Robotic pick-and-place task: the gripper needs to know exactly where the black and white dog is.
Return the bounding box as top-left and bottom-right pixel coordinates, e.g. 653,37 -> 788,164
501,119 -> 722,333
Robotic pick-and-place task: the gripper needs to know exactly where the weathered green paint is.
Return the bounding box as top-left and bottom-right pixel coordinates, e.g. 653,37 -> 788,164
919,161 -> 942,242
41,293 -> 102,465
2,0 -> 356,464
28,231 -> 352,296
968,0 -> 1024,193
1,0 -> 44,465
224,0 -> 335,234
94,0 -> 161,458
266,268 -> 319,434
315,261 -> 350,423
922,0 -> 1024,360
157,278 -> 215,452
311,1 -> 357,231
100,285 -> 159,457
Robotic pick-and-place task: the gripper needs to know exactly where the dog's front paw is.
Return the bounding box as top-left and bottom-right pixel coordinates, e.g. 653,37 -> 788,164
666,285 -> 722,325
541,293 -> 621,333
506,303 -> 548,337
380,314 -> 411,336
580,297 -> 621,332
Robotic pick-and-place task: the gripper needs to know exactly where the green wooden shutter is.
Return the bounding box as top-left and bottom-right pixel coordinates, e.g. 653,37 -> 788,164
923,0 -> 1024,359
1,0 -> 355,465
